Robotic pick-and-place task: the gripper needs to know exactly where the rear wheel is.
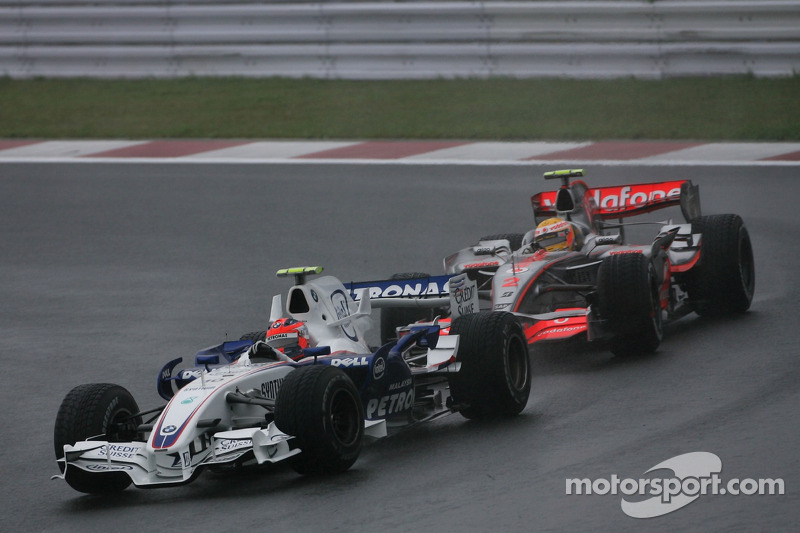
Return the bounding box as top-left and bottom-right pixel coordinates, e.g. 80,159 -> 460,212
379,272 -> 436,345
688,214 -> 755,316
448,311 -> 530,419
597,253 -> 663,357
239,331 -> 266,342
274,365 -> 363,475
54,383 -> 142,493
479,233 -> 525,252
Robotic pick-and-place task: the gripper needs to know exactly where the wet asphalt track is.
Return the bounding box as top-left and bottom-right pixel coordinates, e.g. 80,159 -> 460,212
1,162 -> 798,532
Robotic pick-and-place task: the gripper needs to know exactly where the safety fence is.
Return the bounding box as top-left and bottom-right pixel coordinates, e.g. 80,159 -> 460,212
1,1 -> 799,78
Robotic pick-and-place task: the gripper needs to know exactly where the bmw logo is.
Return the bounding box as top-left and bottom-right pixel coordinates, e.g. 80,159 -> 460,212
162,425 -> 178,434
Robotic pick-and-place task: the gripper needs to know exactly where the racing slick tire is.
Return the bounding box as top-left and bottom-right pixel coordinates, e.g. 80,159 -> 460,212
688,214 -> 755,316
379,272 -> 436,345
239,331 -> 266,342
54,383 -> 142,494
597,253 -> 663,357
479,233 -> 525,252
274,365 -> 364,475
448,311 -> 530,419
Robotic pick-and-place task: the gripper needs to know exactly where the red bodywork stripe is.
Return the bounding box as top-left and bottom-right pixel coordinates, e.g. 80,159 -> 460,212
512,253 -> 572,313
524,316 -> 588,343
669,245 -> 702,273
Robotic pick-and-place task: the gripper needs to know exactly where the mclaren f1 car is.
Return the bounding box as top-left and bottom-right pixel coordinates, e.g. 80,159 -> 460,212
379,169 -> 754,357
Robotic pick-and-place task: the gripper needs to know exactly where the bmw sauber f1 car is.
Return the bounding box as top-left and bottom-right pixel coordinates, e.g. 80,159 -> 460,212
54,267 -> 530,494
379,169 -> 754,357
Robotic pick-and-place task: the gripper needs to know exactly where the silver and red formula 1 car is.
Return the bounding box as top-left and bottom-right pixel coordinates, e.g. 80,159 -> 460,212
379,169 -> 754,357
53,267 -> 530,494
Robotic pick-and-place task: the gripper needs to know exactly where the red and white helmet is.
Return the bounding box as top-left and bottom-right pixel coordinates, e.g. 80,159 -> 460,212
265,318 -> 310,360
534,217 -> 579,252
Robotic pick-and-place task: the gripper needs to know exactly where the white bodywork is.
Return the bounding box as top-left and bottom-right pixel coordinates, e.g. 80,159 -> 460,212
55,269 -> 461,489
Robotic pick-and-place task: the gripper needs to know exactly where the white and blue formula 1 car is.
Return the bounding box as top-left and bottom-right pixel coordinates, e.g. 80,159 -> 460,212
54,267 -> 530,494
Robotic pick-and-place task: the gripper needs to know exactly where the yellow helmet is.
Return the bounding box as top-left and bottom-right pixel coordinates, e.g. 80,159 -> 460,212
534,217 -> 577,252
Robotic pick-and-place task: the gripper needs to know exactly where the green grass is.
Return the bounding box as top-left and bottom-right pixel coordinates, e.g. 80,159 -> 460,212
2,76 -> 799,141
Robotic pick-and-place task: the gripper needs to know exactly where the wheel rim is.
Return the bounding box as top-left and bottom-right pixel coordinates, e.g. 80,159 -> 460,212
329,389 -> 360,447
738,230 -> 755,297
649,265 -> 664,339
506,334 -> 529,392
108,408 -> 137,442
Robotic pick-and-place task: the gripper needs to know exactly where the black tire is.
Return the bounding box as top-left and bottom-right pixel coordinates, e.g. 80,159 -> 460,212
54,383 -> 142,494
448,311 -> 531,419
274,365 -> 364,475
239,331 -> 266,342
480,233 -> 525,252
688,214 -> 755,316
597,253 -> 663,357
379,272 -> 435,345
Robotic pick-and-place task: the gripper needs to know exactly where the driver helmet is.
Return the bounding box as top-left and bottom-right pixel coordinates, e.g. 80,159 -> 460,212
265,318 -> 310,360
534,217 -> 579,252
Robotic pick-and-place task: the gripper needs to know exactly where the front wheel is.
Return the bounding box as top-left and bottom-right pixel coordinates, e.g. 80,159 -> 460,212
597,253 -> 663,357
274,365 -> 364,475
448,311 -> 531,419
239,331 -> 266,342
479,233 -> 525,252
54,383 -> 142,493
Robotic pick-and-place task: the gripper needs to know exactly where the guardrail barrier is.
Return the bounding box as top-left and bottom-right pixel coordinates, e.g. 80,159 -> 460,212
1,1 -> 798,78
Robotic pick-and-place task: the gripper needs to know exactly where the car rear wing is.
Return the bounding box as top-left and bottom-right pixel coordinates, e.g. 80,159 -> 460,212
531,179 -> 701,222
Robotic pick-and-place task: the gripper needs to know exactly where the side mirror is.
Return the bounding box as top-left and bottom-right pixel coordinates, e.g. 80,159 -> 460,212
417,327 -> 440,349
303,346 -> 331,359
409,325 -> 441,349
196,354 -> 220,367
